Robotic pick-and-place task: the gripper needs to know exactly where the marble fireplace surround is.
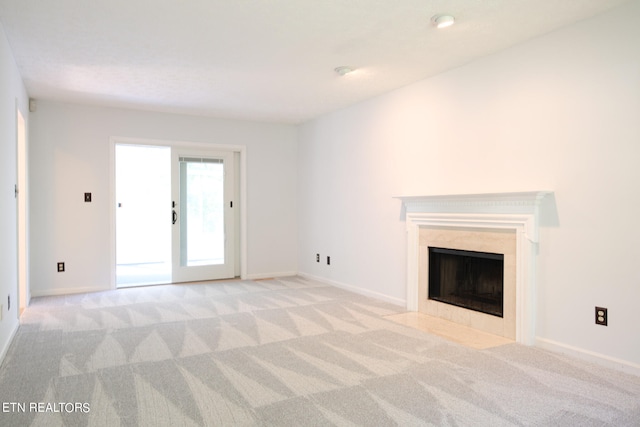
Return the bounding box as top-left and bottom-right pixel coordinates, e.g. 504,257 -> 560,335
396,192 -> 551,345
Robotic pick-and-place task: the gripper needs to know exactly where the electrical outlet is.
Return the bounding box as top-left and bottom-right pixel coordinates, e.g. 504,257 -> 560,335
57,262 -> 65,272
327,256 -> 331,265
595,307 -> 607,326
316,254 -> 320,263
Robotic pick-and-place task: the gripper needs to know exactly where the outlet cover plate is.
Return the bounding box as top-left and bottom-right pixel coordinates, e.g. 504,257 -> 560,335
595,307 -> 608,326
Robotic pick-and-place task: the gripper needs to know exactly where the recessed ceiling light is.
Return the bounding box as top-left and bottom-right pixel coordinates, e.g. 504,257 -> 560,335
432,14 -> 455,29
334,66 -> 354,76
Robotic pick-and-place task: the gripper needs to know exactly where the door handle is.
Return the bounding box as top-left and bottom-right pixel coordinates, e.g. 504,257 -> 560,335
172,210 -> 177,224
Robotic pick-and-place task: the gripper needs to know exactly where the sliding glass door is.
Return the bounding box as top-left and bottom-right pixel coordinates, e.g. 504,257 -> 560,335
115,144 -> 235,287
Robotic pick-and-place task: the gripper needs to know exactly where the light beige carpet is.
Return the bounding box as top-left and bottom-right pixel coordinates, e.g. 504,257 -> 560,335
1,276 -> 639,426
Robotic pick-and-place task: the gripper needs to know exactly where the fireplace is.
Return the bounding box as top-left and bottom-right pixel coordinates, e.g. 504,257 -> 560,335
395,191 -> 551,345
428,247 -> 504,318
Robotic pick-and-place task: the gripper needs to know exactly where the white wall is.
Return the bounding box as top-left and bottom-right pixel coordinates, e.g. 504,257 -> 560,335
29,102 -> 298,295
0,24 -> 29,361
298,0 -> 640,369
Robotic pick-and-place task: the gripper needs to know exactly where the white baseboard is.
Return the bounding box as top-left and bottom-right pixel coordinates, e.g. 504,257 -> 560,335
298,272 -> 406,307
536,337 -> 640,377
0,322 -> 19,367
31,274 -> 301,296
30,285 -> 111,298
246,271 -> 298,280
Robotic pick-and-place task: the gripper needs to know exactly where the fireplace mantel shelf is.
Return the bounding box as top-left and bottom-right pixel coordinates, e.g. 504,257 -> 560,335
394,191 -> 552,215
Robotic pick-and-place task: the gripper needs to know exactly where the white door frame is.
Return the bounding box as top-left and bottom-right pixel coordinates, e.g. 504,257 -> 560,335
109,137 -> 247,288
16,104 -> 29,313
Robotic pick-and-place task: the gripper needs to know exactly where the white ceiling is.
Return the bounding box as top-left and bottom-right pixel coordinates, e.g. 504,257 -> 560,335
0,0 -> 631,124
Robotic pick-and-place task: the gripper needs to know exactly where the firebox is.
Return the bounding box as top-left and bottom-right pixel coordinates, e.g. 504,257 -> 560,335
428,247 -> 504,317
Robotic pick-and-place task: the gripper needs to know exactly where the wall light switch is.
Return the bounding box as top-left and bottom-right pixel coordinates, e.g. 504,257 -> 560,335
84,192 -> 92,202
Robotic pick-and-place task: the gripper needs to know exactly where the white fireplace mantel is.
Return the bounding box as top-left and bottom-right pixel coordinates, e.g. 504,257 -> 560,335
395,191 -> 552,345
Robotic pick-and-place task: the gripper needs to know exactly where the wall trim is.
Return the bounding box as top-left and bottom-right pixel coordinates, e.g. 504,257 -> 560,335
0,322 -> 20,367
536,337 -> 640,377
298,272 -> 406,307
30,285 -> 110,298
246,271 -> 299,280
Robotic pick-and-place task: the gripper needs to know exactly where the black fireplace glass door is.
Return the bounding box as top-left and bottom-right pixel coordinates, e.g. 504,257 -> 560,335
428,247 -> 504,317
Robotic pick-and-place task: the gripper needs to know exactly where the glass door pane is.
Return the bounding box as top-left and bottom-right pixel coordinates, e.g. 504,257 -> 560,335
180,158 -> 225,266
115,144 -> 171,287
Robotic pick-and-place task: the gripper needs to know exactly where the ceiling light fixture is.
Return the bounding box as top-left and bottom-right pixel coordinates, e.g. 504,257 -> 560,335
334,66 -> 354,76
432,14 -> 455,29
